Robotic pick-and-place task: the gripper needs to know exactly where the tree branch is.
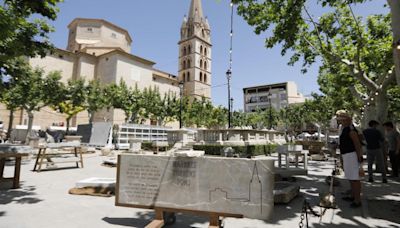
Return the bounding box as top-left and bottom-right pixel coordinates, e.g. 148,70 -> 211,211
348,84 -> 367,101
348,3 -> 364,72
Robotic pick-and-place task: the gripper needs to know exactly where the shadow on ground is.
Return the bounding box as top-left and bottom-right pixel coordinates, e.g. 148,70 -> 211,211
368,199 -> 400,225
0,183 -> 42,205
102,211 -> 209,228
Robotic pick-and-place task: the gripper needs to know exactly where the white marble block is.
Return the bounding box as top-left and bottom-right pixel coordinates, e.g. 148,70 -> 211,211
116,155 -> 274,220
76,177 -> 116,188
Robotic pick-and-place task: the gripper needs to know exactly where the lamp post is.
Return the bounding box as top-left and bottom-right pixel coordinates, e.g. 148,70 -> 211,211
226,69 -> 232,128
230,97 -> 234,126
178,81 -> 184,129
268,88 -> 273,129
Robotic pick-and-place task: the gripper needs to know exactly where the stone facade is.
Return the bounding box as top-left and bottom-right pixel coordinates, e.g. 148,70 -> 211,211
179,0 -> 212,100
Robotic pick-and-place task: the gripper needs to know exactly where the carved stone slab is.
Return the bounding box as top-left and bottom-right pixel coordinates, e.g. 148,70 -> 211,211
116,154 -> 274,220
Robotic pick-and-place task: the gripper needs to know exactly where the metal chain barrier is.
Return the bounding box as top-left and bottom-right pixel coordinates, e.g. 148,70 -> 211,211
299,199 -> 321,228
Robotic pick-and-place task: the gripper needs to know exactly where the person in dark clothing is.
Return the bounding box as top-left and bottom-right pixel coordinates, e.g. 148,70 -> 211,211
336,110 -> 363,208
383,122 -> 400,177
363,120 -> 387,183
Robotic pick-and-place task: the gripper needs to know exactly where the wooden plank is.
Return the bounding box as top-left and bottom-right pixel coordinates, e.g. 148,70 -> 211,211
37,148 -> 47,172
144,219 -> 164,228
13,157 -> 21,189
33,148 -> 42,171
209,213 -> 220,228
78,147 -> 84,168
0,158 -> 5,177
145,208 -> 164,228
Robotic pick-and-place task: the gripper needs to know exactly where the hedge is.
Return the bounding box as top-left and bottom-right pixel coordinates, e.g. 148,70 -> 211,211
193,144 -> 278,157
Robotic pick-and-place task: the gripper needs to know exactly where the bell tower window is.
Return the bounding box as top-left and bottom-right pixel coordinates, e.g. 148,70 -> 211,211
186,72 -> 190,82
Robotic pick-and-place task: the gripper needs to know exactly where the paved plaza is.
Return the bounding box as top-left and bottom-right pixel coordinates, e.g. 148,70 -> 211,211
1,152 -> 400,228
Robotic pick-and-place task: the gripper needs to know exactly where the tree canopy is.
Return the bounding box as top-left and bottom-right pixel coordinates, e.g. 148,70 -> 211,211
0,0 -> 62,78
233,0 -> 398,124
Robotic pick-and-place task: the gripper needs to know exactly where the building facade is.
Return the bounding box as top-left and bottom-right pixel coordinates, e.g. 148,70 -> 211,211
243,81 -> 305,112
0,0 -> 212,130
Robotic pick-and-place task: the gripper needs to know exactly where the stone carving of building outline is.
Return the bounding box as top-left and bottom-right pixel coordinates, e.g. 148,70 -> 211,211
208,161 -> 263,214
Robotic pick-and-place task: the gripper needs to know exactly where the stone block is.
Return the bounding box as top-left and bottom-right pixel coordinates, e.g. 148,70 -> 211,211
76,177 -> 116,188
116,155 -> 274,220
273,181 -> 300,204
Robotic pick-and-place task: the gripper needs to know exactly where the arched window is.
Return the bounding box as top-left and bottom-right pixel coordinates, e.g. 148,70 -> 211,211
204,74 -> 207,83
183,60 -> 186,70
183,47 -> 186,56
204,61 -> 207,70
187,59 -> 191,68
204,48 -> 207,56
200,59 -> 203,68
188,45 -> 191,54
186,72 -> 190,82
199,72 -> 203,82
182,72 -> 186,82
200,45 -> 203,55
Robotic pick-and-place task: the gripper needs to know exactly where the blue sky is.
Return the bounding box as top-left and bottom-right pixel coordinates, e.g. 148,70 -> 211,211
47,0 -> 388,110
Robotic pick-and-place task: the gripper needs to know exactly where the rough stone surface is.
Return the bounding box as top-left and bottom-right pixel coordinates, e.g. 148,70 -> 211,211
117,155 -> 274,220
273,182 -> 300,204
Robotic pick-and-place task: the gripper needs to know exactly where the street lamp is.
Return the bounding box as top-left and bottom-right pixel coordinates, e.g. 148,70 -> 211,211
230,97 -> 234,126
268,88 -> 273,129
226,69 -> 232,128
178,81 -> 184,129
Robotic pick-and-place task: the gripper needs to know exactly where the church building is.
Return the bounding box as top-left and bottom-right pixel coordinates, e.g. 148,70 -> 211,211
0,0 -> 211,130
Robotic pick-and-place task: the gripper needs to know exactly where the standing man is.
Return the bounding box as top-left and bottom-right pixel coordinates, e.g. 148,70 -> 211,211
363,120 -> 387,183
383,122 -> 400,177
336,110 -> 363,208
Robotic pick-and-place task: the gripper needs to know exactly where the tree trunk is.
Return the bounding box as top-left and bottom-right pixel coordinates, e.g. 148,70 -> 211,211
364,93 -> 389,126
25,111 -> 34,144
66,117 -> 71,135
89,112 -> 94,124
388,0 -> 400,85
6,109 -> 14,140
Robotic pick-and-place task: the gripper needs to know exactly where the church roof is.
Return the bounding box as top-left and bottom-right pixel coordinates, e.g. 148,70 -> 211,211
68,18 -> 133,43
188,0 -> 204,22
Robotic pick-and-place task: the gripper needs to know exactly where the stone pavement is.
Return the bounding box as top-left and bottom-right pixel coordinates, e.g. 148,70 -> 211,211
1,152 -> 399,228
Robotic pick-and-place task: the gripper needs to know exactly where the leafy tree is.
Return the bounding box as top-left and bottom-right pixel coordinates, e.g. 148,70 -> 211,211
86,80 -> 107,124
142,86 -> 161,124
9,62 -> 63,142
52,79 -> 86,134
106,80 -> 139,123
232,110 -> 247,128
157,92 -> 180,126
204,106 -> 228,129
0,0 -> 62,77
0,58 -> 30,139
233,1 -> 395,124
233,0 -> 400,85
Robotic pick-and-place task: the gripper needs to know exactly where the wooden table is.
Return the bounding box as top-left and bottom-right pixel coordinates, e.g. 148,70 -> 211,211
33,141 -> 83,172
0,145 -> 31,189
